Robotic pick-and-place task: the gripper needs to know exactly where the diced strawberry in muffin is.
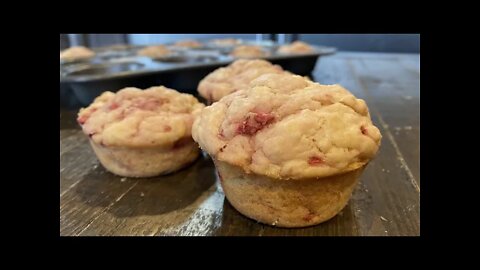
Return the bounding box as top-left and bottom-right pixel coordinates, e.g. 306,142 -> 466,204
236,112 -> 275,136
308,156 -> 324,166
361,125 -> 368,135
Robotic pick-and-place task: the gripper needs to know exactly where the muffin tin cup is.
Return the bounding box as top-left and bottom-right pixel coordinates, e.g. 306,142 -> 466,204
214,159 -> 365,228
89,139 -> 200,178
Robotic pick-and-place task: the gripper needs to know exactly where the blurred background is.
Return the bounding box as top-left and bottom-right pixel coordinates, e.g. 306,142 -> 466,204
60,34 -> 419,53
60,34 -> 420,110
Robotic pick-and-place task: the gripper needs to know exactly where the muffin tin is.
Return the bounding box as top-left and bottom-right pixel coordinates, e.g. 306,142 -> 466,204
60,40 -> 336,107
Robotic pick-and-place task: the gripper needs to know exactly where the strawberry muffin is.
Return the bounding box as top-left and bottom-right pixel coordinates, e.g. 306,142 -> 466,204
230,45 -> 267,59
77,86 -> 205,177
192,73 -> 382,227
210,38 -> 241,47
174,39 -> 202,48
197,59 -> 286,103
60,46 -> 95,61
277,41 -> 315,54
137,45 -> 171,58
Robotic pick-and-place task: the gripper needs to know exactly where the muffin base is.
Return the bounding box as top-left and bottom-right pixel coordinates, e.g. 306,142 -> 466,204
90,140 -> 199,178
215,160 -> 364,228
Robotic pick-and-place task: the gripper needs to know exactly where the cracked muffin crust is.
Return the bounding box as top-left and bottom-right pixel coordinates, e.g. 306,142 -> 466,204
60,46 -> 95,61
197,59 -> 286,103
78,86 -> 205,177
277,41 -> 315,54
192,73 -> 381,227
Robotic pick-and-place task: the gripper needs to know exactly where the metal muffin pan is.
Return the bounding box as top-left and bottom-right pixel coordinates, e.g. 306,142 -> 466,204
60,40 -> 336,107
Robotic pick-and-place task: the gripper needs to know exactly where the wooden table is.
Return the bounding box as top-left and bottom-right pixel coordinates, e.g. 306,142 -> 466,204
60,52 -> 420,236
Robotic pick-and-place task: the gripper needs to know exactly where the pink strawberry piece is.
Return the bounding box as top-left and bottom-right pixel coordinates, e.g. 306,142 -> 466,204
109,102 -> 120,110
361,125 -> 368,135
77,116 -> 87,125
254,112 -> 275,125
308,156 -> 324,166
142,100 -> 160,111
77,108 -> 98,125
236,112 -> 275,136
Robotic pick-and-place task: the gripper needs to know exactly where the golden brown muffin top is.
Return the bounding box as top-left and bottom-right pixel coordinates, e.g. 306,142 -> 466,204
137,45 -> 171,58
60,46 -> 95,61
277,41 -> 315,54
193,73 -> 382,180
198,59 -> 285,102
78,86 -> 204,149
230,45 -> 267,59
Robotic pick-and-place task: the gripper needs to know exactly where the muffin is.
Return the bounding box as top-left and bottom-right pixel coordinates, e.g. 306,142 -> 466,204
60,46 -> 95,61
230,45 -> 268,59
197,59 -> 286,103
210,38 -> 241,47
137,45 -> 171,58
77,86 -> 205,178
107,44 -> 131,51
277,41 -> 315,54
192,73 -> 382,227
174,39 -> 202,48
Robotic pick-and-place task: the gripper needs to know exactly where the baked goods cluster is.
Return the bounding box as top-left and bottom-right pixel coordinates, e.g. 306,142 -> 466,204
74,39 -> 380,228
